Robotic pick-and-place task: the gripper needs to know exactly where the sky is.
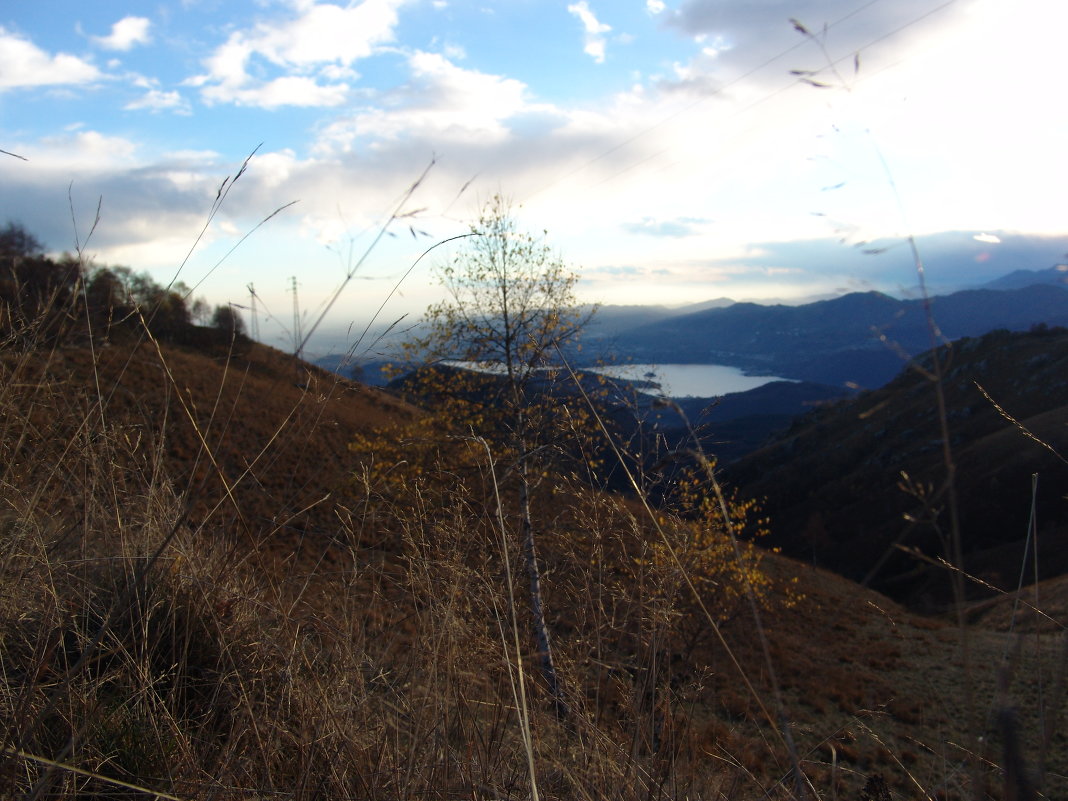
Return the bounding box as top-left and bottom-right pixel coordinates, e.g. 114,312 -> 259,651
2,0 -> 1067,354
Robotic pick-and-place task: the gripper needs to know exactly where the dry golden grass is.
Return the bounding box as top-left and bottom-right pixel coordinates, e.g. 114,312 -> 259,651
0,305 -> 1065,801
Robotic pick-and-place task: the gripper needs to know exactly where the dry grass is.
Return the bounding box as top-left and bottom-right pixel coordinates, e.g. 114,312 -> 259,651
0,283 -> 1065,801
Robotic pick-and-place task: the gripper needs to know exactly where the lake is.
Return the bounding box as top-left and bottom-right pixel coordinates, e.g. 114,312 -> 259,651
444,360 -> 792,398
587,363 -> 793,398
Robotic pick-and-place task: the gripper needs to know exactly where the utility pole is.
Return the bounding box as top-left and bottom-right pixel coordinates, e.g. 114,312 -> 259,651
247,283 -> 260,341
288,276 -> 308,386
289,276 -> 303,359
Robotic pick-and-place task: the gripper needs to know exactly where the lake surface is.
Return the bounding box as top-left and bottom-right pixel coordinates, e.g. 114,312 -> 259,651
444,360 -> 792,398
587,363 -> 793,398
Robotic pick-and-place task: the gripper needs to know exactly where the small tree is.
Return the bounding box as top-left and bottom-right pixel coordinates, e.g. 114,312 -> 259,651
0,222 -> 44,259
0,224 -> 81,343
190,296 -> 211,326
210,303 -> 246,337
405,195 -> 593,714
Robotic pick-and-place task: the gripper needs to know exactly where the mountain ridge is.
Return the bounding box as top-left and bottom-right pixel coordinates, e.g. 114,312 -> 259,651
603,284 -> 1068,388
723,325 -> 1068,609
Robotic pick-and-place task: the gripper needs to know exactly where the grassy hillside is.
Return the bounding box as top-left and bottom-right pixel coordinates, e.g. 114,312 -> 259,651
1,315 -> 1065,800
725,326 -> 1068,609
4,337 -> 417,544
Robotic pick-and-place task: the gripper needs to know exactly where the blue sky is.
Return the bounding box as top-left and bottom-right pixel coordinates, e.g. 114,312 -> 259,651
2,0 -> 1066,353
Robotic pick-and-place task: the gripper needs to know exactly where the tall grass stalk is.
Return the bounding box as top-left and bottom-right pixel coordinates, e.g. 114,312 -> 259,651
478,435 -> 541,801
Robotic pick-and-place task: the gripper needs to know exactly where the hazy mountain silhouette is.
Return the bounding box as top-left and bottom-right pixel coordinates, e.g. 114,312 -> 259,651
982,264 -> 1068,291
604,285 -> 1068,388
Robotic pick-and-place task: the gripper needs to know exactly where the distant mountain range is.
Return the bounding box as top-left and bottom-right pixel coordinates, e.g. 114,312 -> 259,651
981,264 -> 1068,291
315,266 -> 1068,466
320,266 -> 1068,387
593,284 -> 1068,388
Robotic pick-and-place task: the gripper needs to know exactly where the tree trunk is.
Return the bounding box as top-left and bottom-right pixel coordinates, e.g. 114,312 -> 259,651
518,450 -> 568,718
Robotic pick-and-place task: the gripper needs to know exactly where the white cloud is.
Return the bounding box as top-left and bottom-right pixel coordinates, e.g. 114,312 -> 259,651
203,75 -> 350,108
622,216 -> 712,237
26,130 -> 140,169
0,27 -> 101,90
192,37 -> 248,88
242,148 -> 299,189
320,64 -> 360,81
249,1 -> 402,67
646,0 -> 666,14
567,2 -> 612,64
125,88 -> 191,114
161,149 -> 222,163
92,16 -> 152,51
316,51 -> 551,149
191,0 -> 406,108
442,42 -> 467,61
0,137 -> 273,277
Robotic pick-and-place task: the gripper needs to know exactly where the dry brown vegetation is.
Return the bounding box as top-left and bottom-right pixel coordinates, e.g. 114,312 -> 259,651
0,258 -> 1066,799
